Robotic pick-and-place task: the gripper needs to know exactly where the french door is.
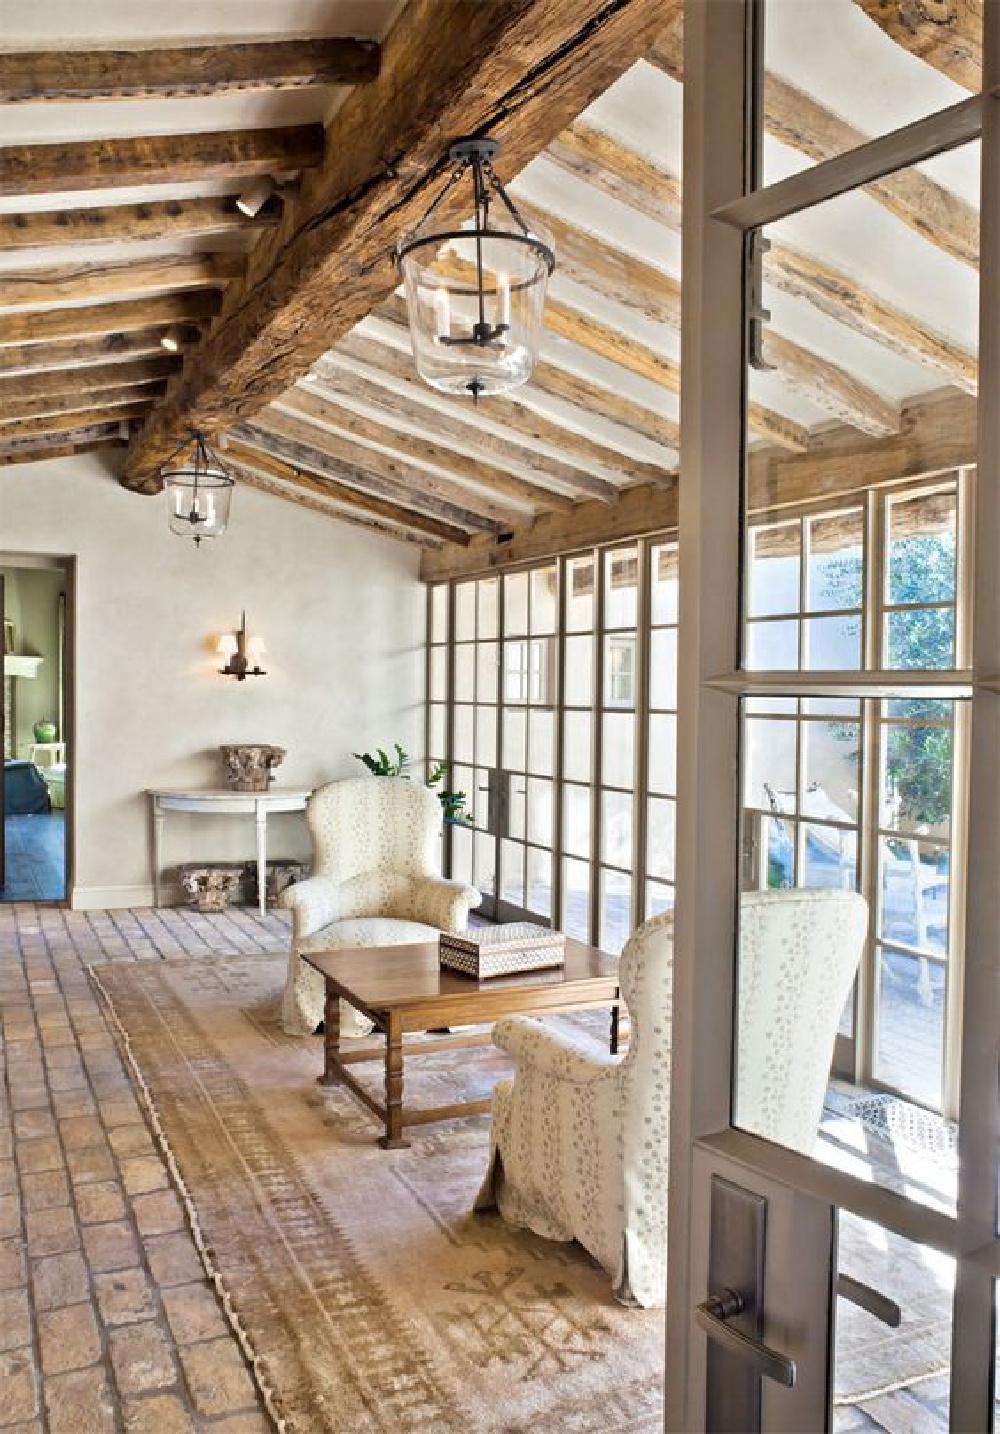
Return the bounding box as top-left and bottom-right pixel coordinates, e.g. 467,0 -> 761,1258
668,2 -> 998,1430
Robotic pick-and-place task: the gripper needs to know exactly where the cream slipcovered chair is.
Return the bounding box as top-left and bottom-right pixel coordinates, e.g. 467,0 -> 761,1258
475,889 -> 867,1308
281,777 -> 481,1037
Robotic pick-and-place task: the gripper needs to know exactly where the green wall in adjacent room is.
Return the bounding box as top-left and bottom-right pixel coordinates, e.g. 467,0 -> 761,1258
2,565 -> 65,757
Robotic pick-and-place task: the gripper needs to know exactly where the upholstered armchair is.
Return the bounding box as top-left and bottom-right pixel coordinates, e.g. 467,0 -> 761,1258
281,777 -> 481,1037
475,889 -> 868,1309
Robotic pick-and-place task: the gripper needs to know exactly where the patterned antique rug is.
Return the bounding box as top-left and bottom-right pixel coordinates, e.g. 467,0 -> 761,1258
90,953 -> 664,1434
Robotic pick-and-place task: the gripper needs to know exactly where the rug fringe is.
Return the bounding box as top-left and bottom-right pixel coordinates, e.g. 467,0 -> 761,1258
87,962 -> 289,1434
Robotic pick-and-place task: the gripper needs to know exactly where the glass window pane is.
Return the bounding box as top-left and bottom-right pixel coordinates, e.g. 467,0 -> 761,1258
649,628 -> 678,710
746,619 -> 799,670
562,783 -> 591,860
455,581 -> 476,642
428,703 -> 446,762
430,583 -> 449,644
507,782 -> 525,840
530,565 -> 558,635
528,710 -> 554,777
454,642 -> 474,702
650,542 -> 678,625
454,704 -> 474,762
803,613 -> 862,671
880,707 -> 953,839
474,831 -> 496,896
875,947 -> 945,1109
566,554 -> 595,632
451,821 -> 473,885
887,488 -> 957,607
602,712 -> 634,790
503,639 -> 528,704
478,576 -> 499,640
564,634 -> 594,707
802,718 -> 860,824
604,546 -> 638,628
802,822 -> 857,892
562,857 -> 591,942
528,637 -> 555,707
601,789 -> 632,868
429,645 -> 447,702
525,846 -> 553,921
645,881 -> 675,920
806,509 -> 863,613
475,706 -> 496,767
600,868 -> 631,956
563,711 -> 593,785
743,716 -> 797,812
504,571 -> 528,636
885,608 -> 956,670
878,838 -> 950,958
604,634 -> 637,709
749,521 -> 800,617
647,796 -> 676,884
473,768 -> 491,830
648,713 -> 677,796
526,777 -> 553,848
476,641 -> 498,704
500,839 -> 524,907
502,709 -> 526,770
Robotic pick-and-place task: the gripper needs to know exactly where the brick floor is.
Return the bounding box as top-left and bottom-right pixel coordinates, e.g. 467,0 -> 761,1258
0,902 -> 287,1433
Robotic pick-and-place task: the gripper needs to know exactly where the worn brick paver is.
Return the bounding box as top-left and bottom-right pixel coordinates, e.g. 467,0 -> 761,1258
0,902 -> 288,1432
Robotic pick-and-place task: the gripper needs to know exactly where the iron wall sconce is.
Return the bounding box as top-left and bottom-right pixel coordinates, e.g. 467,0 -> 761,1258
217,611 -> 267,680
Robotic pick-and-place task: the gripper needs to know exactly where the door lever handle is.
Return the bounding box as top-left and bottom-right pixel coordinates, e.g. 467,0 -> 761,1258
837,1274 -> 901,1328
695,1289 -> 796,1388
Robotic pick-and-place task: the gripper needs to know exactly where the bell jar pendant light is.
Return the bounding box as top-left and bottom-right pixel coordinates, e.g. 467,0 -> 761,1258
161,431 -> 235,546
396,137 -> 555,402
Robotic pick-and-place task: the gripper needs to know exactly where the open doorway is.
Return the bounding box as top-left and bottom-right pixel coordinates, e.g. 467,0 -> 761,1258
1,557 -> 72,903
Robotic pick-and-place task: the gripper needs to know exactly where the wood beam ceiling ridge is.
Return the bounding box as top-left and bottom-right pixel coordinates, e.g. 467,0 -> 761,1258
0,38 -> 381,103
547,120 -> 977,395
0,126 -> 325,198
0,196 -> 279,252
231,462 -> 435,547
230,423 -> 473,546
0,331 -> 189,375
270,389 -> 534,527
0,255 -> 244,311
646,23 -> 979,269
0,355 -> 180,399
0,405 -> 148,440
852,0 -> 980,92
0,292 -> 220,346
0,381 -> 166,423
121,0 -> 681,489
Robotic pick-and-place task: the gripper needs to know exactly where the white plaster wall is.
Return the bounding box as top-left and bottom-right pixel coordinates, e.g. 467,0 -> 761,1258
1,450 -> 426,908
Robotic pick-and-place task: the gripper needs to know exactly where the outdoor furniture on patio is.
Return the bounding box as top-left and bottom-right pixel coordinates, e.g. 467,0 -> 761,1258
281,776 -> 481,1037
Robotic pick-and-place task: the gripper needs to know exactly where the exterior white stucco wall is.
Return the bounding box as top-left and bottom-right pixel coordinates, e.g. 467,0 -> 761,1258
1,450 -> 426,908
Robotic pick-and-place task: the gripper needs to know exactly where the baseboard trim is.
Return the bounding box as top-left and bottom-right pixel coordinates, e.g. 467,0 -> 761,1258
72,883 -> 182,910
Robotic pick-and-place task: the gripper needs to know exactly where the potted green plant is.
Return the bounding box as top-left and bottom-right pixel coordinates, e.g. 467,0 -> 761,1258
353,746 -> 472,824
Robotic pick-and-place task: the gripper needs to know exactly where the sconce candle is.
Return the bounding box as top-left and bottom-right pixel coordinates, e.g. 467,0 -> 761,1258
218,612 -> 266,681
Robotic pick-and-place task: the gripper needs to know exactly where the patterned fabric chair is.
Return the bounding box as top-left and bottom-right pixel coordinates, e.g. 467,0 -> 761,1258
475,889 -> 868,1308
281,777 -> 481,1037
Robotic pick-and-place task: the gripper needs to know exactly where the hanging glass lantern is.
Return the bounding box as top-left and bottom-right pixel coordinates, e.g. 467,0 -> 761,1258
161,432 -> 235,546
396,137 -> 555,401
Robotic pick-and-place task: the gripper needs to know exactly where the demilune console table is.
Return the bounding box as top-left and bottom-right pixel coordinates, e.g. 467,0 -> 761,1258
147,787 -> 312,914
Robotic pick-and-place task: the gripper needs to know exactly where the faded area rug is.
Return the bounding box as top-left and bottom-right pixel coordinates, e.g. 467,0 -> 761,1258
91,953 -> 664,1434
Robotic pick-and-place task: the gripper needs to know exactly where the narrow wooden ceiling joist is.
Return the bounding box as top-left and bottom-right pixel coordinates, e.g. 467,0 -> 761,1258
0,330 -> 191,376
0,254 -> 243,311
546,119 -> 682,229
854,0 -> 980,92
0,126 -> 325,198
231,461 -> 437,549
0,293 -> 219,347
0,382 -> 166,423
0,38 -> 380,103
0,403 -> 150,441
122,0 -> 679,489
0,355 -> 180,400
520,357 -> 680,451
0,196 -> 280,252
647,25 -> 978,269
0,432 -> 123,467
230,424 -> 473,547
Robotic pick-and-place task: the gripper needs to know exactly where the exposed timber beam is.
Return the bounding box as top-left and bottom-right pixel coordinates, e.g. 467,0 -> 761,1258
0,293 -> 220,347
122,0 -> 679,489
0,254 -> 243,311
278,384 -> 571,513
0,38 -> 380,103
0,382 -> 165,423
520,358 -> 680,450
548,122 -> 978,395
267,391 -> 531,527
0,330 -> 193,375
0,355 -> 180,400
853,0 -> 980,92
0,433 -> 123,467
230,459 -> 436,548
646,23 -> 979,268
0,403 -> 150,441
231,423 -> 473,546
0,126 -> 325,198
0,196 -> 280,252
420,477 -> 678,580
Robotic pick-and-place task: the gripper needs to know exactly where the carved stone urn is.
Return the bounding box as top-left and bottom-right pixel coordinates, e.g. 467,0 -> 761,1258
220,743 -> 286,792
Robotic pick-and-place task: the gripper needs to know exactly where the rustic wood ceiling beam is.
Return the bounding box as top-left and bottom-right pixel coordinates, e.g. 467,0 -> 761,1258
0,404 -> 150,441
853,1 -> 980,92
0,432 -> 123,467
420,477 -> 678,581
518,356 -> 680,450
230,422 -> 473,546
121,0 -> 679,489
546,119 -> 682,227
0,254 -> 243,311
268,390 -> 532,528
0,330 -> 192,375
0,381 -> 166,423
0,126 -> 325,198
0,38 -> 380,104
230,458 -> 436,548
0,355 -> 180,400
0,293 -> 220,347
0,196 -> 280,252
647,25 -> 978,268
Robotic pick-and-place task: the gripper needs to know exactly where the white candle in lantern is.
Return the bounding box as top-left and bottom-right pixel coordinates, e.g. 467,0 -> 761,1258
497,274 -> 511,329
206,492 -> 216,523
433,286 -> 450,340
174,488 -> 184,516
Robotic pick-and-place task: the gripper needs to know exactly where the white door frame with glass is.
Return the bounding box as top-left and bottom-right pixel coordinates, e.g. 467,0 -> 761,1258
667,2 -> 997,1430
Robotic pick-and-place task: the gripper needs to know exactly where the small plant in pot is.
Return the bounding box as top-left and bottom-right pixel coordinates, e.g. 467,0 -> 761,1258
353,746 -> 471,824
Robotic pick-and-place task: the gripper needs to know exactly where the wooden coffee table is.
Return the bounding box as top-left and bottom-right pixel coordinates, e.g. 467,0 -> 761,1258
301,939 -> 621,1149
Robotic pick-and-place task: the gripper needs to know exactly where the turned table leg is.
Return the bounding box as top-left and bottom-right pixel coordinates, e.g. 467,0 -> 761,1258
378,1013 -> 409,1149
318,984 -> 341,1087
